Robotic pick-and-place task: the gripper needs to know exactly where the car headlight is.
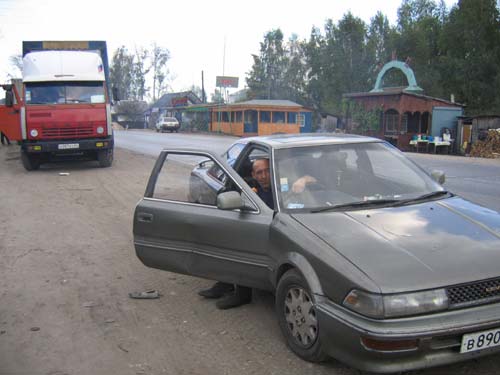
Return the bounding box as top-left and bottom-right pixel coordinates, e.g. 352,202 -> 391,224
96,126 -> 104,134
343,289 -> 449,319
30,129 -> 39,138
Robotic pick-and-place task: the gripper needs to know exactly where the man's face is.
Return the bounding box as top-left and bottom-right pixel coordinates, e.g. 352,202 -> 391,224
252,159 -> 271,190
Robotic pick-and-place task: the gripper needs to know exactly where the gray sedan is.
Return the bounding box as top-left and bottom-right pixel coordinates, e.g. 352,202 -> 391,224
133,133 -> 500,373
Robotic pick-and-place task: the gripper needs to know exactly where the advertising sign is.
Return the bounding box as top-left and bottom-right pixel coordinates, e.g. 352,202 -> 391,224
172,97 -> 188,107
216,76 -> 239,88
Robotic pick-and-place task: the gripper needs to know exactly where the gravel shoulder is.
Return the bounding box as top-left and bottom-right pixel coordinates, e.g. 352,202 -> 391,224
0,145 -> 498,375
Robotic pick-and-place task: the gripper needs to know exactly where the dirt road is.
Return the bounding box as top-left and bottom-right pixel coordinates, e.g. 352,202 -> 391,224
0,145 -> 498,375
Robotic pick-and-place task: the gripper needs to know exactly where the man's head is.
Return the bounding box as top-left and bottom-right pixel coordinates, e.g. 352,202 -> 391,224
252,158 -> 271,191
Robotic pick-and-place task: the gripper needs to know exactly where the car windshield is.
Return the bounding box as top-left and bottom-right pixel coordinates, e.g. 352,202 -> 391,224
274,142 -> 445,212
25,81 -> 105,104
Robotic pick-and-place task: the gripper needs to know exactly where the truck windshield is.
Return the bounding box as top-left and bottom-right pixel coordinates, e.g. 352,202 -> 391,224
25,82 -> 105,105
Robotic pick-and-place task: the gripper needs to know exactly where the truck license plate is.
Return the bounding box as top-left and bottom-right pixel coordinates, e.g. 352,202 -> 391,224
58,143 -> 79,150
460,327 -> 500,353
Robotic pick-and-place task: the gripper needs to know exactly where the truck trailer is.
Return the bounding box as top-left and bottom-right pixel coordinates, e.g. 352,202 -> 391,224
0,41 -> 114,170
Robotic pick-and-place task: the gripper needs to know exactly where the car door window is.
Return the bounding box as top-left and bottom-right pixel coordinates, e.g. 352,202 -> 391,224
224,142 -> 246,166
152,152 -> 256,209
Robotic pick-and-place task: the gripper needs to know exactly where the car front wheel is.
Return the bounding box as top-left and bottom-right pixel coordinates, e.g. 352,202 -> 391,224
276,269 -> 328,363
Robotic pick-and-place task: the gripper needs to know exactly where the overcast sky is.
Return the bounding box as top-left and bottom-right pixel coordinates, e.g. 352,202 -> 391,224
0,0 -> 457,99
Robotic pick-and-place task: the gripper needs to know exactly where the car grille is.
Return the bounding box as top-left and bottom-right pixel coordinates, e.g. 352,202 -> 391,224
42,126 -> 94,138
447,278 -> 500,308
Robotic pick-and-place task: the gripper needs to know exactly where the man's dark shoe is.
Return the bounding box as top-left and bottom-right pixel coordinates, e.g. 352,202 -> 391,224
198,282 -> 234,299
216,286 -> 252,310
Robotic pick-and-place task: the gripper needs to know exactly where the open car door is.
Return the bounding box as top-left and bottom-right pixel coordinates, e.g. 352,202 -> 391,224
133,149 -> 275,290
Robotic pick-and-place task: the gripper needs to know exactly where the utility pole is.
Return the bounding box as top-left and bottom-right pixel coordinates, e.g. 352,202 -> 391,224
201,70 -> 206,103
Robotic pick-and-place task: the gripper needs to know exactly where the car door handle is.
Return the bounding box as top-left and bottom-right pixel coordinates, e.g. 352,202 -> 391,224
137,213 -> 154,223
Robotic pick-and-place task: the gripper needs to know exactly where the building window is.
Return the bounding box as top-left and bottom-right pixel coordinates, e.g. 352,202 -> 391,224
235,111 -> 242,122
221,111 -> 229,122
384,110 -> 399,133
272,111 -> 285,123
297,114 -> 305,127
287,112 -> 297,124
260,111 -> 271,123
401,113 -> 408,133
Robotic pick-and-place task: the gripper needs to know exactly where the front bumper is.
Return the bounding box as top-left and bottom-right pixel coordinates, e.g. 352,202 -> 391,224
315,296 -> 500,373
22,136 -> 114,154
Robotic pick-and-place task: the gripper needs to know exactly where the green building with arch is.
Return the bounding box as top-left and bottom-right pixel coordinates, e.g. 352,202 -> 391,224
344,60 -> 464,152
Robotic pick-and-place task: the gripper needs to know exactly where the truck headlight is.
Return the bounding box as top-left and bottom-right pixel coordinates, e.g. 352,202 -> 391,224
343,289 -> 449,319
96,126 -> 104,134
30,129 -> 39,138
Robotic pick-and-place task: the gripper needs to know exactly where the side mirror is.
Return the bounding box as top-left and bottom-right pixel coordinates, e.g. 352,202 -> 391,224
5,90 -> 14,107
217,191 -> 245,210
431,170 -> 446,185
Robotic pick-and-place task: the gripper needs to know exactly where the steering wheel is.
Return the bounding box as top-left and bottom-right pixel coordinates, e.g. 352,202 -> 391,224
306,181 -> 327,191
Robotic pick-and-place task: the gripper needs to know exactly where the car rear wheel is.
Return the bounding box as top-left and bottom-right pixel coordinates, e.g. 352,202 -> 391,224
276,269 -> 328,363
21,151 -> 41,171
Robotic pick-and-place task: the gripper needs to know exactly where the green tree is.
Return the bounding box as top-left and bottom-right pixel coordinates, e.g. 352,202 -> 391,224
110,46 -> 134,100
150,43 -> 171,102
282,34 -> 308,103
440,0 -> 500,114
132,47 -> 151,101
246,29 -> 289,99
342,99 -> 382,133
394,0 -> 445,96
304,14 -> 370,114
366,12 -> 395,86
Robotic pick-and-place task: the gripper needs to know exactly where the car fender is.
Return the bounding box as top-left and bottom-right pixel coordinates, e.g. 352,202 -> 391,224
274,252 -> 324,296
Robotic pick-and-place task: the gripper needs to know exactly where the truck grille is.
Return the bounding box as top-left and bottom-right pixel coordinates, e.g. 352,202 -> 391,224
448,278 -> 500,308
42,126 -> 94,138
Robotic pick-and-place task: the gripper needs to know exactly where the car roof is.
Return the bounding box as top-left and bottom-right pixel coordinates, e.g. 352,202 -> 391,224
234,133 -> 382,149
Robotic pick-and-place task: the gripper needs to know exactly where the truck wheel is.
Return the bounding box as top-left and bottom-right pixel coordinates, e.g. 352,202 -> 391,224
21,151 -> 40,171
97,149 -> 113,168
276,269 -> 328,363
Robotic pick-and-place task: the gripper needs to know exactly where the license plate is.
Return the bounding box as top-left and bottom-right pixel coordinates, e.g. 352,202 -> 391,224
58,143 -> 79,150
460,327 -> 500,353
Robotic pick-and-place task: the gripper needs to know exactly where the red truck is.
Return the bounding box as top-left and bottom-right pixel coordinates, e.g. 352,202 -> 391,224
0,41 -> 114,170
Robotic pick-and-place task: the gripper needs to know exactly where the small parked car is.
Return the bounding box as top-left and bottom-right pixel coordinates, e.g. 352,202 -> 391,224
133,133 -> 500,373
156,116 -> 180,133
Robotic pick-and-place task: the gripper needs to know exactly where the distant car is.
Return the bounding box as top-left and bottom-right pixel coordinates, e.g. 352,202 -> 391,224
134,133 -> 500,373
156,116 -> 180,133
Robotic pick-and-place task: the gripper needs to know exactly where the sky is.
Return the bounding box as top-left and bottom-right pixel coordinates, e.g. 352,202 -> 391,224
0,0 -> 457,101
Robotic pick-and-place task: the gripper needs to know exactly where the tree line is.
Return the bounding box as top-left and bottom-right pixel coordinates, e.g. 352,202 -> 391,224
246,0 -> 500,116
110,43 -> 171,103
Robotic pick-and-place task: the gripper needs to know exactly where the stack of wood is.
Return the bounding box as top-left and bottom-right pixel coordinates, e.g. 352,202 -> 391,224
470,129 -> 500,158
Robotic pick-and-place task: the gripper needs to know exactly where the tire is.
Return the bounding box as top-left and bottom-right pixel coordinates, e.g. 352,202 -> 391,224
97,148 -> 113,168
156,129 -> 160,133
276,269 -> 328,363
21,151 -> 40,171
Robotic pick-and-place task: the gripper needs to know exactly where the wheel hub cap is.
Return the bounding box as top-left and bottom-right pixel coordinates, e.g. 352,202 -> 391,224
284,286 -> 318,348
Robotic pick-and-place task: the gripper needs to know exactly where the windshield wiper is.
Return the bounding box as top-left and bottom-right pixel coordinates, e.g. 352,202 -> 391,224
392,190 -> 451,207
311,199 -> 400,213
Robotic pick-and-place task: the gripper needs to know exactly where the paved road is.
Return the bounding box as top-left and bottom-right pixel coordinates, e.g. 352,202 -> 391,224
115,130 -> 500,212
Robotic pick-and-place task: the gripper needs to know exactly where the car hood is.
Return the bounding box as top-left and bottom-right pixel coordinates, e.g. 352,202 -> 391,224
291,197 -> 500,293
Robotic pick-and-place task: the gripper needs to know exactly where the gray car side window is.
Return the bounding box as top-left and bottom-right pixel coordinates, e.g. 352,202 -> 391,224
151,152 -> 257,210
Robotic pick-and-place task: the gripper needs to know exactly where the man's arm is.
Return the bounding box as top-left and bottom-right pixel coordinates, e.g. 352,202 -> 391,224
292,175 -> 318,193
